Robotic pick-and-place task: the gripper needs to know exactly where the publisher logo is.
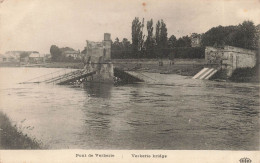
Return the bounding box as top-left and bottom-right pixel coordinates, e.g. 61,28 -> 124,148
239,158 -> 252,163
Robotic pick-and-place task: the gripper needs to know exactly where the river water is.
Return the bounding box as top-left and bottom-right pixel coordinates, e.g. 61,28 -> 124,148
0,67 -> 259,150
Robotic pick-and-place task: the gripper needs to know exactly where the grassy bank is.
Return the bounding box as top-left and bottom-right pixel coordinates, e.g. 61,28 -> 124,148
0,111 -> 41,149
112,58 -> 205,76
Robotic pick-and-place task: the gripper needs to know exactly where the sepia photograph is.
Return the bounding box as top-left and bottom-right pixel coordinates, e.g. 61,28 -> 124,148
0,0 -> 259,162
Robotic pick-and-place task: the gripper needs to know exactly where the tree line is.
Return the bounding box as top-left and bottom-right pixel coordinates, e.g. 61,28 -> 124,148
49,18 -> 259,61
111,18 -> 259,59
201,21 -> 259,50
112,17 -> 192,59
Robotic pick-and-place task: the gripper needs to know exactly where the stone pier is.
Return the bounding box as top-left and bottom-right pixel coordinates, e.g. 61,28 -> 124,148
83,33 -> 114,83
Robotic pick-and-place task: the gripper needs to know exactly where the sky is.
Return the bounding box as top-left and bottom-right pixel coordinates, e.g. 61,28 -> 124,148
0,0 -> 259,54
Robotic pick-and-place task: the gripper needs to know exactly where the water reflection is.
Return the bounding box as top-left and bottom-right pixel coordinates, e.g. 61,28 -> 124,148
83,82 -> 113,98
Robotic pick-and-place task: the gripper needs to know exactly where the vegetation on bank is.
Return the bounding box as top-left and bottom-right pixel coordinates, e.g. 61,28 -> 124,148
211,48 -> 259,82
229,48 -> 259,83
50,46 -> 82,62
113,58 -> 205,76
109,19 -> 259,59
229,66 -> 259,82
111,47 -> 205,59
48,17 -> 259,61
0,111 -> 41,149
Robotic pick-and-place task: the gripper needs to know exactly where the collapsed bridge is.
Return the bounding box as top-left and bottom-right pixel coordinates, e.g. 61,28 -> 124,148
19,67 -> 144,85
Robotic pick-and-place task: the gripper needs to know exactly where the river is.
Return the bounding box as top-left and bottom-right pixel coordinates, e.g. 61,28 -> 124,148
0,67 -> 259,150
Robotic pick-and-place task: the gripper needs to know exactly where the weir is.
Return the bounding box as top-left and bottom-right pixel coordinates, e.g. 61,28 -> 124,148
192,67 -> 219,80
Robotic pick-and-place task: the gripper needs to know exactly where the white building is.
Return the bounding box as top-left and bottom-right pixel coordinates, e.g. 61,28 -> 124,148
29,52 -> 45,63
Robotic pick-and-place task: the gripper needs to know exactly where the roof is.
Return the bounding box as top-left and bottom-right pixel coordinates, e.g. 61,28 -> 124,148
1,53 -> 16,58
29,53 -> 45,58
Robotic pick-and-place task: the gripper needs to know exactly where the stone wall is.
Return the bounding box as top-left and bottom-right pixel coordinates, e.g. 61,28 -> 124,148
205,46 -> 256,77
224,46 -> 256,68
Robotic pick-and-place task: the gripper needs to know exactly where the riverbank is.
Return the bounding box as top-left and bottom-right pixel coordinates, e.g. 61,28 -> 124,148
0,111 -> 41,149
1,59 -> 259,81
229,66 -> 260,83
0,59 -> 205,76
0,62 -> 84,69
43,62 -> 84,69
113,58 -> 205,76
0,62 -> 20,67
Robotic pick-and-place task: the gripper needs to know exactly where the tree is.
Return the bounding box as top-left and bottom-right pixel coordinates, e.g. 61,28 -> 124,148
201,21 -> 258,50
20,52 -> 29,58
201,25 -> 233,47
50,45 -> 62,61
155,20 -> 161,47
145,19 -> 155,56
168,35 -> 177,48
154,19 -> 168,58
112,37 -> 121,50
176,36 -> 191,47
155,19 -> 168,48
255,24 -> 260,50
160,20 -> 168,48
138,18 -> 145,52
131,17 -> 145,53
122,38 -> 131,50
233,21 -> 257,49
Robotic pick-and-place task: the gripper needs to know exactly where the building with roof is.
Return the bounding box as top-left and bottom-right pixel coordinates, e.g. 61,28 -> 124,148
28,52 -> 45,63
0,54 -> 7,62
190,33 -> 202,47
63,50 -> 81,60
2,51 -> 46,64
1,53 -> 18,62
